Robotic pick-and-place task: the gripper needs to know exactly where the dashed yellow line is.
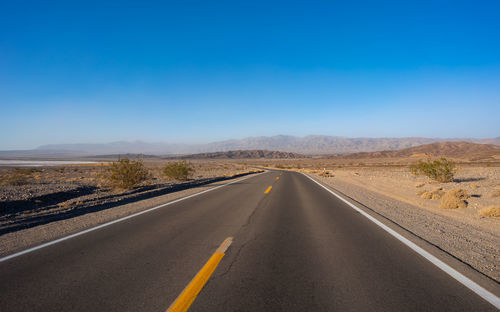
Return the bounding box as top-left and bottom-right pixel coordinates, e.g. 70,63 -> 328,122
166,237 -> 233,312
264,186 -> 272,194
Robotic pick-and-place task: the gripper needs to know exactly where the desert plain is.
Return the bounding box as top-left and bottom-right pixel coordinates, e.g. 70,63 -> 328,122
1,145 -> 499,282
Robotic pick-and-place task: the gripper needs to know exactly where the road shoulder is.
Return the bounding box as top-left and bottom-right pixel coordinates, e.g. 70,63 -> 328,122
303,172 -> 500,298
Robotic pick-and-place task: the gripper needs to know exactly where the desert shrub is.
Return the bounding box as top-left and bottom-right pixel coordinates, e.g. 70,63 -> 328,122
416,189 -> 426,196
410,158 -> 456,183
420,187 -> 445,200
479,206 -> 500,218
163,161 -> 194,181
439,188 -> 469,209
103,158 -> 149,189
492,190 -> 500,198
449,188 -> 470,199
275,164 -> 291,169
319,170 -> 334,178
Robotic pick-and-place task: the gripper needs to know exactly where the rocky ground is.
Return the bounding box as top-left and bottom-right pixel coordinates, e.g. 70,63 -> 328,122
0,160 -> 260,235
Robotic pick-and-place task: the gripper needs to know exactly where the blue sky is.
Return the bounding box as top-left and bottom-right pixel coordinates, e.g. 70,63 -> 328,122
1,0 -> 499,149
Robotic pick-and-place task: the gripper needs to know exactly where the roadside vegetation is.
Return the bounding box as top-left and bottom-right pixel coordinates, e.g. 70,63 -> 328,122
417,187 -> 444,200
319,170 -> 334,177
479,205 -> 500,217
102,158 -> 150,190
439,188 -> 470,209
275,163 -> 292,169
409,158 -> 456,183
0,168 -> 40,186
163,161 -> 194,181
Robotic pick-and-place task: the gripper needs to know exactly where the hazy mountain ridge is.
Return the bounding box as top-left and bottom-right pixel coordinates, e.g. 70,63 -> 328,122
338,142 -> 500,160
3,135 -> 500,156
166,150 -> 306,159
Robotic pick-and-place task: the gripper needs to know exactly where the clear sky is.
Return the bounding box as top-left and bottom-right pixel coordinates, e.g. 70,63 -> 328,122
1,0 -> 499,149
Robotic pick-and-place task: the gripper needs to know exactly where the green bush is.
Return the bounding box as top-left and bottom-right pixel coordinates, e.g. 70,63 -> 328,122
163,161 -> 194,181
410,158 -> 456,183
104,158 -> 149,189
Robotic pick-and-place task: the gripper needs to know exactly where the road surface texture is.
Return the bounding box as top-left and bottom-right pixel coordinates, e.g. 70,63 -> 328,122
0,171 -> 498,311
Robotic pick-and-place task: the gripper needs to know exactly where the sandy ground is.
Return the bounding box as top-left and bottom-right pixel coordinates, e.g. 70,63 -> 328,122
297,165 -> 500,281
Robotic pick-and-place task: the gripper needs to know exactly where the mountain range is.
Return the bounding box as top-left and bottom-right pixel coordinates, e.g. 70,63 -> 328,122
337,142 -> 500,160
2,135 -> 500,157
166,150 -> 306,159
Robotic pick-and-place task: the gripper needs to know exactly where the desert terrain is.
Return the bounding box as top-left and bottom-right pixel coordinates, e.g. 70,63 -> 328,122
1,142 -> 499,283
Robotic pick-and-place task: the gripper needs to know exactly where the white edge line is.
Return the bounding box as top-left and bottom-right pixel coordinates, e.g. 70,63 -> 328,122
301,172 -> 500,309
0,172 -> 265,263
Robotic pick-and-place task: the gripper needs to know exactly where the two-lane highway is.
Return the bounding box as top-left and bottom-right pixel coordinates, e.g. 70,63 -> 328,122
0,171 -> 498,311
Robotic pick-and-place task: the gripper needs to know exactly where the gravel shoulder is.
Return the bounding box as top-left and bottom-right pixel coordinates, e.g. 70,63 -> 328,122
306,169 -> 500,282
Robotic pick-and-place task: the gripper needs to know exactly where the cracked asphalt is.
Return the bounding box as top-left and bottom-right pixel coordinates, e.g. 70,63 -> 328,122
0,171 -> 497,311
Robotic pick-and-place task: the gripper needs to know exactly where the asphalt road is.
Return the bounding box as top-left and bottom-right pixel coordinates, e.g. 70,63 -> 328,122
0,171 -> 498,311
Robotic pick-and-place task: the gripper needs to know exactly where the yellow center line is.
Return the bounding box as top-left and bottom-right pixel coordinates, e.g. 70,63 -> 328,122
166,237 -> 233,312
264,186 -> 272,194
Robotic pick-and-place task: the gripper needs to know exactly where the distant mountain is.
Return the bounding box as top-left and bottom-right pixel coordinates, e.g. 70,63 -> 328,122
194,135 -> 447,154
167,150 -> 306,159
84,153 -> 159,159
1,135 -> 499,157
338,142 -> 500,160
169,135 -> 500,155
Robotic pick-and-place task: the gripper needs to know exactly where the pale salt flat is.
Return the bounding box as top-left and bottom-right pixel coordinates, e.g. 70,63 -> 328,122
0,160 -> 99,167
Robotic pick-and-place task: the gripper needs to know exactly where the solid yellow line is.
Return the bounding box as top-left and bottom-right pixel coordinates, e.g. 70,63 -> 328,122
166,238 -> 232,312
264,186 -> 272,194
